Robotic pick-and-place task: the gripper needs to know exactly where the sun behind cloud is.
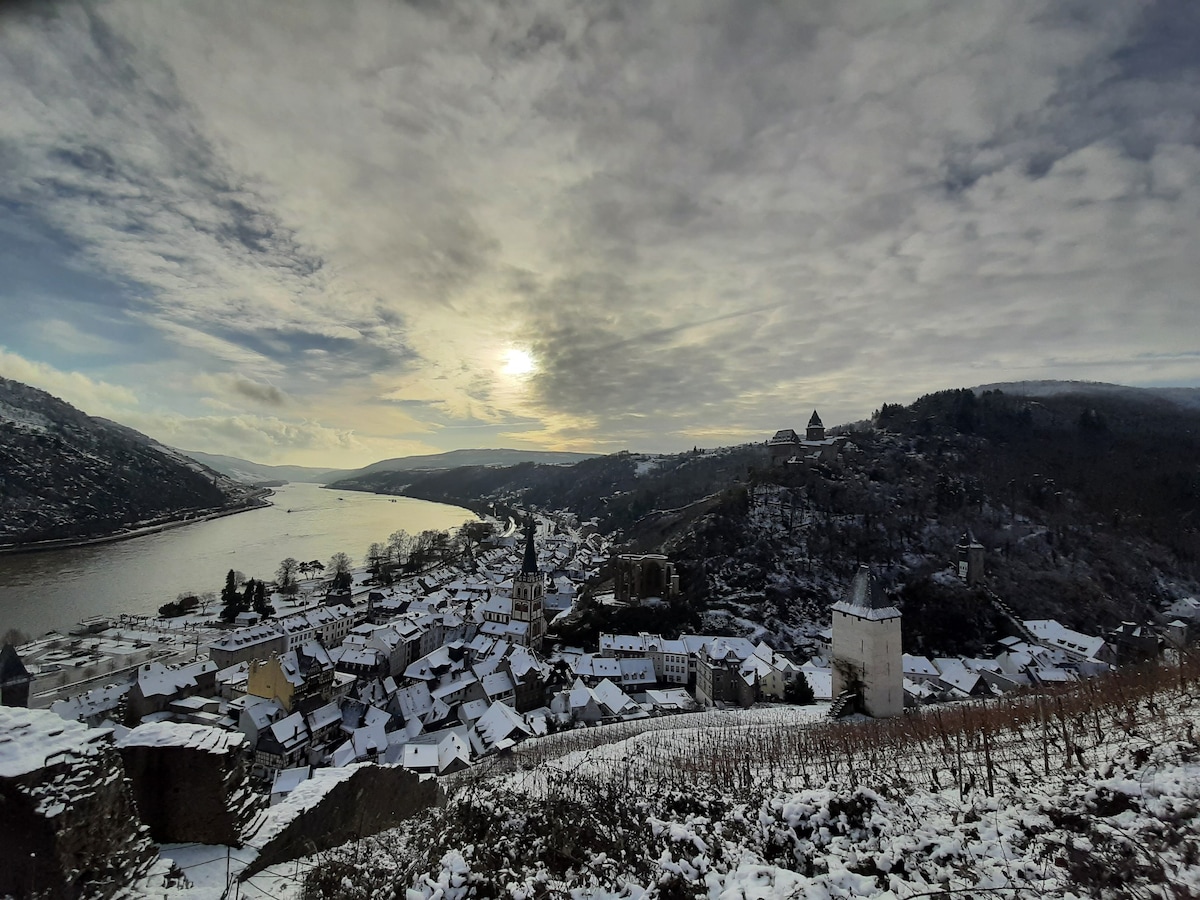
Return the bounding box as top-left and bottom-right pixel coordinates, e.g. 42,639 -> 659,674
501,348 -> 537,377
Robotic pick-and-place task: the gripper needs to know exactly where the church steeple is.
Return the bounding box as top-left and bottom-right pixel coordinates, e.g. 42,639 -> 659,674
806,410 -> 826,442
512,516 -> 547,650
521,517 -> 538,575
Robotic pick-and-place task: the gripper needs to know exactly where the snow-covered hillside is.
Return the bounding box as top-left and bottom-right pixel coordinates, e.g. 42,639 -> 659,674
0,376 -> 264,547
302,660 -> 1200,900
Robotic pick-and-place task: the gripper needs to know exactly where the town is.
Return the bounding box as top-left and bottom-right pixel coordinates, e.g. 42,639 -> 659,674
2,445 -> 1200,895
6,500 -> 1195,786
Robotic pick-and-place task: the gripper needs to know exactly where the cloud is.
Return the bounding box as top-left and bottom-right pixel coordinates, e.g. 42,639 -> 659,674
0,346 -> 139,415
193,372 -> 290,408
1,0 -> 1199,458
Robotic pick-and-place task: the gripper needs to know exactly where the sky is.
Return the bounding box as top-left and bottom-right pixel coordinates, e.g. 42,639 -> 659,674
2,1 -> 1199,466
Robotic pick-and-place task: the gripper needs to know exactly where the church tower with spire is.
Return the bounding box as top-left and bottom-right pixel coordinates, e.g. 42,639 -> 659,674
806,410 -> 826,442
510,517 -> 547,650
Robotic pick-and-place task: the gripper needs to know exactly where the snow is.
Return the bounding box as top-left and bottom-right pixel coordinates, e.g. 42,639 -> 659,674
0,706 -> 112,778
247,764 -> 366,850
118,720 -> 245,753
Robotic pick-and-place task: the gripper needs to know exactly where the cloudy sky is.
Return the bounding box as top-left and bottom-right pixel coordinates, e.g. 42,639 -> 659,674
2,1 -> 1198,465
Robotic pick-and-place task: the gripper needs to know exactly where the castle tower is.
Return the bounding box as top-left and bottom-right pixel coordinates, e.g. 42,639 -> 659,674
955,533 -> 985,586
510,518 -> 547,650
806,410 -> 826,442
831,565 -> 902,717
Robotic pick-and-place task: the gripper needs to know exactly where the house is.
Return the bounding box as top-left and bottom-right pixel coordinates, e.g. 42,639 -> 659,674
931,658 -> 991,699
329,644 -> 389,680
902,654 -> 940,684
552,679 -> 606,725
748,642 -> 803,699
639,688 -> 697,714
254,711 -> 310,778
695,641 -> 756,708
1105,622 -> 1159,664
208,624 -> 287,669
304,701 -> 343,750
246,642 -> 335,713
504,646 -> 548,713
126,659 -> 217,723
270,766 -> 311,806
799,663 -> 833,701
51,681 -> 130,726
237,696 -> 287,750
830,565 -> 902,718
1024,620 -> 1115,665
592,678 -> 642,718
469,701 -> 532,755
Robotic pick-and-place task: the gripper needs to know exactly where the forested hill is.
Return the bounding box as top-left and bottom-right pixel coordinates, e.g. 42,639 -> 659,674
342,385 -> 1200,654
329,444 -> 766,535
0,377 -> 262,548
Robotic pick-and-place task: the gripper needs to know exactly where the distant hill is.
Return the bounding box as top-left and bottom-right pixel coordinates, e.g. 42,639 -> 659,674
327,448 -> 599,487
186,448 -> 599,487
973,379 -> 1200,411
0,377 -> 263,548
353,384 -> 1200,653
178,450 -> 351,486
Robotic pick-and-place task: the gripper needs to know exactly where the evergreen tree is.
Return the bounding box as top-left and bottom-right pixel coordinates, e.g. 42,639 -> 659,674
253,580 -> 271,617
784,672 -> 816,705
219,569 -> 242,622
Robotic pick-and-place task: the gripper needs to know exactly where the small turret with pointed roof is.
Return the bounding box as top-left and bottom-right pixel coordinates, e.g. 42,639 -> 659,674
520,517 -> 538,575
806,410 -> 825,442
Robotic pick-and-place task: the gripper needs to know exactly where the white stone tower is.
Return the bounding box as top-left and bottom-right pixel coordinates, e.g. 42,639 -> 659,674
510,518 -> 547,650
831,565 -> 902,717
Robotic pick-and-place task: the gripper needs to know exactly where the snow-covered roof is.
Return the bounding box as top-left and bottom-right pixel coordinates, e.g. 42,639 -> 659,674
136,659 -> 216,698
437,732 -> 471,772
593,678 -> 637,716
51,681 -> 130,723
305,702 -> 341,733
480,670 -> 515,699
1024,619 -> 1107,660
243,697 -> 286,730
641,688 -> 697,712
932,658 -> 982,695
471,701 -> 531,752
271,765 -> 311,797
618,657 -> 657,686
459,698 -> 490,724
903,654 -> 939,677
401,742 -> 439,771
800,667 -> 833,701
268,711 -> 309,751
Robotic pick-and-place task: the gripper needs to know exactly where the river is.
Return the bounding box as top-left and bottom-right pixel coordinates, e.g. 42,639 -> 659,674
0,483 -> 476,639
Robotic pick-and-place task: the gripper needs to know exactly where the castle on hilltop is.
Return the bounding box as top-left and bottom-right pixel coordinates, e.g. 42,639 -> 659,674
767,410 -> 847,467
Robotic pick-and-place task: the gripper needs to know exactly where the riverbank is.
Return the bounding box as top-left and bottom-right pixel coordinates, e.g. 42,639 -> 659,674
0,483 -> 477,640
0,494 -> 274,557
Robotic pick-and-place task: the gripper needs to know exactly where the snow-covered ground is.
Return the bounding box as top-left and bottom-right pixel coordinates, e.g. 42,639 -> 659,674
298,665 -> 1200,900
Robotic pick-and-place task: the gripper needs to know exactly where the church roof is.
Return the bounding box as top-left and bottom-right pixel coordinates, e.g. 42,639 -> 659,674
808,410 -> 823,427
768,429 -> 800,444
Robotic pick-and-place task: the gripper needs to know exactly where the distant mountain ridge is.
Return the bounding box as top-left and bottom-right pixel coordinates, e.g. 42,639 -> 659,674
973,379 -> 1200,410
0,377 -> 262,548
190,448 -> 601,486
177,451 -> 350,486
